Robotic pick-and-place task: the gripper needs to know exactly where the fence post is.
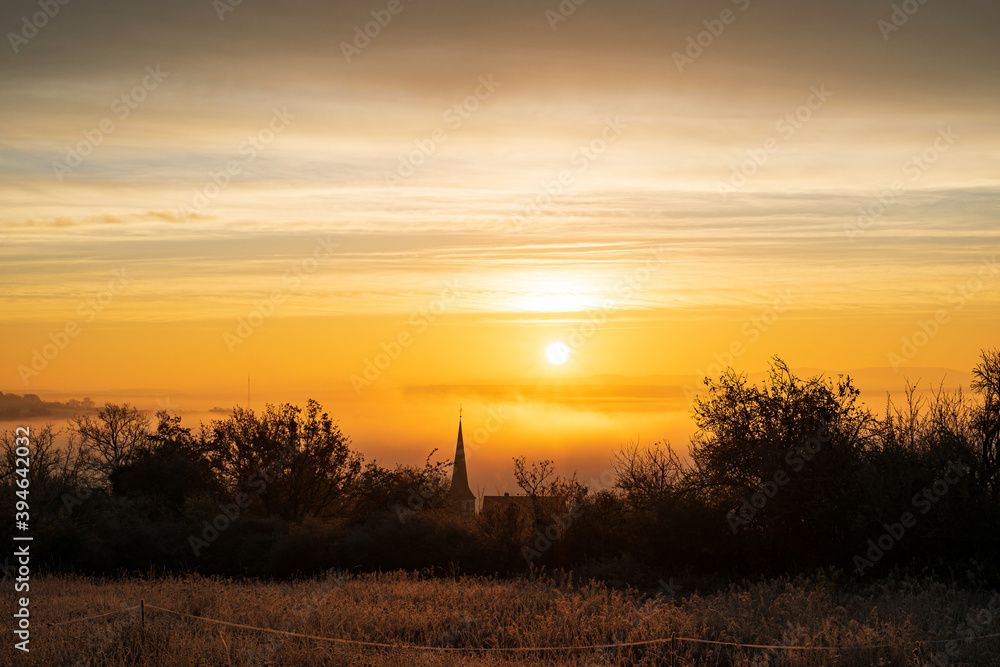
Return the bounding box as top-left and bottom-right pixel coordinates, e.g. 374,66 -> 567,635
141,599 -> 145,644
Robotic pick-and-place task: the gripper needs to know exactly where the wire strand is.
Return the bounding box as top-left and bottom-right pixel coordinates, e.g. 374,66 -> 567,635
45,603 -> 1000,654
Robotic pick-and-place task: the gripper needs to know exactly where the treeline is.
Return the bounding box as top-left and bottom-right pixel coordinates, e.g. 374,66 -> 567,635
0,391 -> 94,420
1,349 -> 998,582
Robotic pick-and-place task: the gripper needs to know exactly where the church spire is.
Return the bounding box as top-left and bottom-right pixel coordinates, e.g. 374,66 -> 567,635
448,409 -> 475,514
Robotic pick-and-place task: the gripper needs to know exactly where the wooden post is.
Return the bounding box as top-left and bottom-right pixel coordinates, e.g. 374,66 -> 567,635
140,599 -> 145,645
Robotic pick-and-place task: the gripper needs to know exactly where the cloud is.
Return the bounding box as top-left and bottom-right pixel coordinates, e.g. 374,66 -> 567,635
3,210 -> 215,229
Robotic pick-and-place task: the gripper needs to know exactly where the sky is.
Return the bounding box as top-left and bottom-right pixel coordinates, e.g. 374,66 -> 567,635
1,0 -> 998,493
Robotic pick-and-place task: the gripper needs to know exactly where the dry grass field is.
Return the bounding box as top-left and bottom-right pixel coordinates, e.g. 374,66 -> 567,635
8,570 -> 1000,666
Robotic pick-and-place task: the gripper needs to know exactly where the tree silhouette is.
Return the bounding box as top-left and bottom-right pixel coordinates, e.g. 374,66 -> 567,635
612,441 -> 689,509
68,402 -> 150,486
690,357 -> 871,501
204,400 -> 362,518
972,347 -> 1000,490
112,411 -> 221,512
688,357 -> 878,566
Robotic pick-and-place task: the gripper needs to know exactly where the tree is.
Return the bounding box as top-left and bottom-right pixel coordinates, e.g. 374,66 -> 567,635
972,347 -> 1000,488
513,457 -> 586,507
204,400 -> 362,519
0,425 -> 87,529
687,357 -> 877,568
612,441 -> 689,510
69,403 -> 150,486
349,452 -> 452,524
689,357 -> 871,501
280,400 -> 364,518
513,457 -> 554,499
512,456 -> 587,537
111,411 -> 222,513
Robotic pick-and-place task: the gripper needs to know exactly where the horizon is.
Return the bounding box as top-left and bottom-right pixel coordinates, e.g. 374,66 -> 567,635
1,360 -> 987,496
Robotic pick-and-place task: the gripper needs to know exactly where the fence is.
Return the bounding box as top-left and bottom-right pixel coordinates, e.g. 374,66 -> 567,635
46,601 -> 1000,657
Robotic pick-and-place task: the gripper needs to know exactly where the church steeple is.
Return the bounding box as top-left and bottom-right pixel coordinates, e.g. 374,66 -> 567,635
448,410 -> 476,515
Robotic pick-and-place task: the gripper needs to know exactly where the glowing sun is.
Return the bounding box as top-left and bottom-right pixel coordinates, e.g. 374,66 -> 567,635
545,341 -> 570,365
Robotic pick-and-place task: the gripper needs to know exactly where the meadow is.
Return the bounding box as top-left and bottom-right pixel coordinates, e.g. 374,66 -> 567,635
14,570 -> 1000,666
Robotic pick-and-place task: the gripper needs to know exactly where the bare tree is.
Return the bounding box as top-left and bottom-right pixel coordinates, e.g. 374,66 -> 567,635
972,347 -> 1000,487
69,402 -> 150,483
512,456 -> 586,524
513,457 -> 555,499
0,425 -> 88,526
612,441 -> 689,510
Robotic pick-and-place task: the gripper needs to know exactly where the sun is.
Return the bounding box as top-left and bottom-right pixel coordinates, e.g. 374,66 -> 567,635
545,341 -> 570,365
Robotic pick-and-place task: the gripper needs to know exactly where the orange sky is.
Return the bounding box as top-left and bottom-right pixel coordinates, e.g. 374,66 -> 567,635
1,0 -> 998,492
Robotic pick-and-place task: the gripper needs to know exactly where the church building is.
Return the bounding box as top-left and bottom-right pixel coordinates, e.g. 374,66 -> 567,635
447,412 -> 552,517
447,414 -> 477,516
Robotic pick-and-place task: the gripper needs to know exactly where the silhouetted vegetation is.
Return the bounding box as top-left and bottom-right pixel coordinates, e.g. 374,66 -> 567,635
2,349 -> 999,584
0,391 -> 95,420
